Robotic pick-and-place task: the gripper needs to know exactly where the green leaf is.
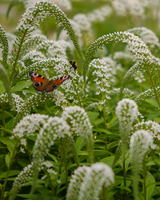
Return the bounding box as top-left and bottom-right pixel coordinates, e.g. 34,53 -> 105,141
0,136 -> 17,154
93,118 -> 104,125
87,111 -> 99,122
47,153 -> 58,163
107,115 -> 118,128
0,63 -> 14,109
0,170 -> 20,179
145,171 -> 156,200
36,185 -> 51,196
145,99 -> 159,108
76,137 -> 85,153
0,81 -> 5,94
0,136 -> 16,146
5,153 -> 11,167
94,128 -> 113,134
17,159 -> 30,168
0,109 -> 14,119
11,81 -> 32,92
100,156 -> 114,167
6,0 -> 24,18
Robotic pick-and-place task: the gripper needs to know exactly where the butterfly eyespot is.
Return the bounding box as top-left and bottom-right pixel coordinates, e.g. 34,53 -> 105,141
35,82 -> 40,86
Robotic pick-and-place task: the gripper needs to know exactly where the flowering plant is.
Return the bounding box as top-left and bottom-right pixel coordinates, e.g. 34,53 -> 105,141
0,0 -> 160,200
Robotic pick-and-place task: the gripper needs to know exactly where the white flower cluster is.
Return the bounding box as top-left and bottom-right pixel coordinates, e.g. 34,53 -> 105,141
135,86 -> 160,104
67,163 -> 114,200
66,165 -> 90,200
24,0 -> 72,11
9,160 -> 57,200
112,0 -> 144,17
12,113 -> 49,138
109,88 -> 134,98
133,70 -> 146,83
116,99 -> 138,143
84,31 -> 154,76
36,39 -> 67,58
62,106 -> 94,162
62,106 -> 92,140
21,50 -> 46,63
62,74 -> 88,105
130,130 -> 153,167
127,27 -> 160,48
33,116 -> 70,166
89,58 -> 116,100
0,93 -> 24,113
87,5 -> 112,22
59,13 -> 92,47
132,120 -> 160,147
9,163 -> 33,200
12,90 -> 69,129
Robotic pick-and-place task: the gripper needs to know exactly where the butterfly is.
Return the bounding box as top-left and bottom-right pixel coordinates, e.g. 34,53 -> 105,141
29,72 -> 70,92
69,60 -> 79,71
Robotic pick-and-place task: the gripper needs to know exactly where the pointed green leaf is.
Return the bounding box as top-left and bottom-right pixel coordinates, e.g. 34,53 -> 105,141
11,81 -> 32,92
146,171 -> 156,200
0,170 -> 20,179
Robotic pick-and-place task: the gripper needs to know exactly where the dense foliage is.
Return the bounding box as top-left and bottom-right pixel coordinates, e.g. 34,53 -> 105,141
0,0 -> 160,200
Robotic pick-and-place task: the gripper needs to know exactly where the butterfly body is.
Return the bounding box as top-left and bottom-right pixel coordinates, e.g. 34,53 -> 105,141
29,72 -> 70,92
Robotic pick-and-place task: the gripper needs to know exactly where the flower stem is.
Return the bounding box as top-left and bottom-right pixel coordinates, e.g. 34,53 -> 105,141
143,159 -> 146,200
61,138 -> 68,189
1,139 -> 20,200
123,154 -> 126,199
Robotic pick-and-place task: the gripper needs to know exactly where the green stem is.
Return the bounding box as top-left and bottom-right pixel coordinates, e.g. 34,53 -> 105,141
1,139 -> 20,200
143,159 -> 146,200
44,167 -> 55,195
2,104 -> 6,136
102,184 -> 106,200
10,29 -> 28,82
68,137 -> 79,167
61,138 -> 68,189
100,79 -> 107,130
123,154 -> 126,200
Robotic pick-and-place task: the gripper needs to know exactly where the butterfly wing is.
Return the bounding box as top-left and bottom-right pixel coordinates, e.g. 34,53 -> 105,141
29,72 -> 49,92
45,75 -> 70,92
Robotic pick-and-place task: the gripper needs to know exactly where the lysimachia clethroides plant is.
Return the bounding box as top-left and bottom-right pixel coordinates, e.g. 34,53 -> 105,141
1,0 -> 160,200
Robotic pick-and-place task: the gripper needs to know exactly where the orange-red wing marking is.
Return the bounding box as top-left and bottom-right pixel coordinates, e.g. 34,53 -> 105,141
53,75 -> 70,85
29,72 -> 47,83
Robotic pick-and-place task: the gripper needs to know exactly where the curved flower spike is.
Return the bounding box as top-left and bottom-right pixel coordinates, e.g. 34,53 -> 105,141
130,130 -> 153,200
67,163 -> 114,200
12,113 -> 49,146
116,98 -> 138,160
33,116 -> 70,167
62,106 -> 94,163
66,165 -> 91,200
